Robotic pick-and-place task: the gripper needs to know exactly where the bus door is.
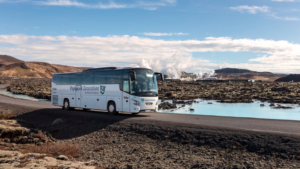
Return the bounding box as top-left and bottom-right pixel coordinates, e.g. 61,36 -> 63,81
75,85 -> 81,107
122,80 -> 130,112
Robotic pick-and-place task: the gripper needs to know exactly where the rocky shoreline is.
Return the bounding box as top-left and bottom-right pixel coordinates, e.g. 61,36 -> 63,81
0,78 -> 51,100
1,102 -> 300,168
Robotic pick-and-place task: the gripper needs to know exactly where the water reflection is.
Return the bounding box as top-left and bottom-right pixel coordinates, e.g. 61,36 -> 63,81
158,99 -> 300,121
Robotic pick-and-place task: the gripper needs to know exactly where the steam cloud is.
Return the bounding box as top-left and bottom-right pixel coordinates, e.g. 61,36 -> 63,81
137,52 -> 215,80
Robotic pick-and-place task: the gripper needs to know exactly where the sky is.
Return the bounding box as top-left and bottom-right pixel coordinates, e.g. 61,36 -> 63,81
0,0 -> 300,74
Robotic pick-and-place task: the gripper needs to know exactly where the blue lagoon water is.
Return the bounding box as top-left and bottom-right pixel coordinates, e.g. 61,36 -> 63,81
158,99 -> 300,121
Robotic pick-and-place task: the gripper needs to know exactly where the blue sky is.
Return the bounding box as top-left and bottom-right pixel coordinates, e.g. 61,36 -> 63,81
0,0 -> 300,74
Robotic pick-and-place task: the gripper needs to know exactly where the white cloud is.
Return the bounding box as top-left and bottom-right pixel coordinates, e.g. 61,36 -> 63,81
230,6 -> 269,14
268,13 -> 299,20
1,0 -> 176,10
37,0 -> 128,9
230,5 -> 299,21
162,0 -> 176,5
0,0 -> 28,3
0,34 -> 300,73
141,32 -> 188,36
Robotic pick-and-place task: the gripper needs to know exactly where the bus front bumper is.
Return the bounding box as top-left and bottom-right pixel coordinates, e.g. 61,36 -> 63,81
132,106 -> 158,113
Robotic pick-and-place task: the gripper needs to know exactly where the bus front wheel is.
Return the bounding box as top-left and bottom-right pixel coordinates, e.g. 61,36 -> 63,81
108,102 -> 118,115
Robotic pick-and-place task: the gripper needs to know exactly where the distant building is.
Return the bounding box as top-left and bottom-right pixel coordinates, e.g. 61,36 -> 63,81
248,79 -> 262,82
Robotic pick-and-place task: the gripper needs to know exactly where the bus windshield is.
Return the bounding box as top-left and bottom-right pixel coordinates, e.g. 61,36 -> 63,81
130,70 -> 158,97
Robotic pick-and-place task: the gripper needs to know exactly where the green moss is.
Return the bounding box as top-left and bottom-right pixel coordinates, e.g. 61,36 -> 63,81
12,67 -> 36,77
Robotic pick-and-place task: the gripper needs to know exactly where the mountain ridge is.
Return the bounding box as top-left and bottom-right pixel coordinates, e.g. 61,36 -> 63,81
0,55 -> 24,64
214,68 -> 287,81
215,68 -> 272,74
0,55 -> 89,78
275,74 -> 300,82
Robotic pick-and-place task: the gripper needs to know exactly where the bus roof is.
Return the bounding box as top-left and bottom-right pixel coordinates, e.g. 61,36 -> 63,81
54,67 -> 153,75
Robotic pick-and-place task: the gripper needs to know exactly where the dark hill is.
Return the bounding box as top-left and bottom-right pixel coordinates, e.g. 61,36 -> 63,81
275,74 -> 300,82
214,68 -> 286,81
215,68 -> 256,73
0,55 -> 24,63
215,68 -> 272,74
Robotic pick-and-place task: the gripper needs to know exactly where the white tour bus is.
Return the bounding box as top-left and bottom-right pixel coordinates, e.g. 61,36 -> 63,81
51,67 -> 164,114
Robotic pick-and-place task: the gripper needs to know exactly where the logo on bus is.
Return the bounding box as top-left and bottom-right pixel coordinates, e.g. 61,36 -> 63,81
141,98 -> 145,103
100,86 -> 106,95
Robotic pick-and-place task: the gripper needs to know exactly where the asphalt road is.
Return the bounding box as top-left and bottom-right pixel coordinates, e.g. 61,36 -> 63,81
1,84 -> 300,136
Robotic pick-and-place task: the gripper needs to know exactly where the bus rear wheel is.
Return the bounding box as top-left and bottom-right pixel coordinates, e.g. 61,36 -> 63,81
63,99 -> 70,110
108,102 -> 118,115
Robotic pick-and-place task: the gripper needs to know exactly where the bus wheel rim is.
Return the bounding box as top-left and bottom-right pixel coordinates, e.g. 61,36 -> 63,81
65,101 -> 68,108
109,105 -> 114,112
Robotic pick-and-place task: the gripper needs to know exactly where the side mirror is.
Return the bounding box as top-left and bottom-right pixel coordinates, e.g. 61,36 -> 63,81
155,72 -> 164,81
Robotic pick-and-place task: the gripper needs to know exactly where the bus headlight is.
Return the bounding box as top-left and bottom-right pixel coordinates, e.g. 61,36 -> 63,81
132,99 -> 140,106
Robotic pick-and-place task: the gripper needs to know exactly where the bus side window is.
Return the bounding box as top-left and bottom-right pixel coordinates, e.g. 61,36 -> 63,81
70,74 -> 77,85
61,74 -> 71,85
53,75 -> 61,85
123,80 -> 129,93
107,71 -> 122,84
94,71 -> 107,84
107,71 -> 122,90
122,71 -> 129,80
75,74 -> 82,85
82,72 -> 94,84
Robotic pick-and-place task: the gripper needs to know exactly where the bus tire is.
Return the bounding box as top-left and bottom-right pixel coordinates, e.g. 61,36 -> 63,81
108,102 -> 118,115
63,99 -> 70,110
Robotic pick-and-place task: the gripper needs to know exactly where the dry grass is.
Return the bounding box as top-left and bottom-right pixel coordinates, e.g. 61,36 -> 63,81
14,67 -> 36,77
24,142 -> 80,159
94,166 -> 106,169
45,165 -> 65,169
18,156 -> 31,168
35,155 -> 46,160
95,147 -> 104,151
0,144 -> 10,151
31,132 -> 46,139
0,113 -> 16,119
